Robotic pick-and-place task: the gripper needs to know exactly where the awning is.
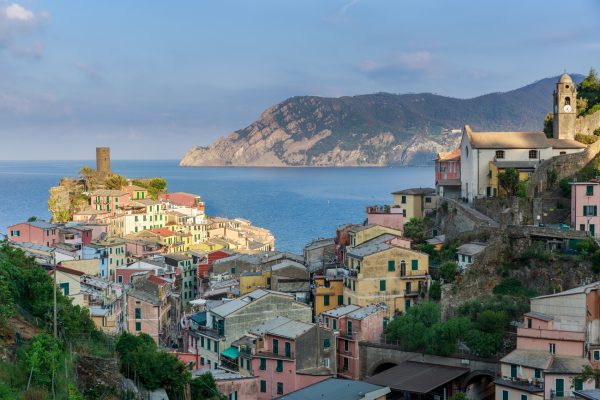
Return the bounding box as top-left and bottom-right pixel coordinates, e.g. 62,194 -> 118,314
366,361 -> 469,394
221,346 -> 239,359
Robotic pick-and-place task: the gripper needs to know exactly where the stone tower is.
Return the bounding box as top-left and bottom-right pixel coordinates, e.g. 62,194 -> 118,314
553,73 -> 577,140
96,147 -> 111,178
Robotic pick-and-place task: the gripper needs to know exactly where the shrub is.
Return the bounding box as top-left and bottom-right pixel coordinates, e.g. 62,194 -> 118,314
440,262 -> 459,283
594,127 -> 600,137
559,178 -> 572,196
575,134 -> 599,145
429,281 -> 441,301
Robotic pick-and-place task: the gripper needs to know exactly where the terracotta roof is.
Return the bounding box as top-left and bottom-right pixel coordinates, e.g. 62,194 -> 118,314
150,228 -> 179,237
547,138 -> 587,149
464,125 -> 550,149
435,148 -> 461,161
147,275 -> 168,286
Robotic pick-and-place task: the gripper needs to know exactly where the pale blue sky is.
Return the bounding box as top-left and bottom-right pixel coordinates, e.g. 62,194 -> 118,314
1,0 -> 599,159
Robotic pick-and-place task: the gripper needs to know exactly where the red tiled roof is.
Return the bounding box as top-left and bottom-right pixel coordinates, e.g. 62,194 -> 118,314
436,148 -> 461,161
147,275 -> 168,286
149,228 -> 177,237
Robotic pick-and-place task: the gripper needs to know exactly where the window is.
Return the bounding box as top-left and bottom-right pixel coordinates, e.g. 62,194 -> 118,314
502,390 -> 508,400
59,282 -> 69,295
201,336 -> 204,347
425,197 -> 432,203
259,358 -> 266,370
285,342 -> 291,357
324,358 -> 330,368
495,150 -> 505,159
388,260 -> 395,272
325,317 -> 329,327
324,339 -> 330,348
207,339 -> 211,351
135,322 -> 141,331
574,377 -> 584,391
135,308 -> 141,319
200,357 -> 204,366
510,364 -> 517,378
587,185 -> 595,196
231,267 -> 236,274
595,350 -> 600,361
379,280 -> 386,291
344,340 -> 349,352
343,357 -> 349,371
338,295 -> 343,305
565,97 -> 571,106
276,360 -> 283,372
581,224 -> 586,231
549,343 -> 556,354
401,195 -> 407,204
260,380 -> 266,393
584,205 -> 598,216
277,382 -> 283,395
521,395 -> 528,400
534,368 -> 541,379
527,318 -> 532,328
411,259 -> 418,270
333,319 -> 337,330
529,150 -> 538,159
560,151 -> 567,155
273,339 -> 279,354
324,295 -> 330,306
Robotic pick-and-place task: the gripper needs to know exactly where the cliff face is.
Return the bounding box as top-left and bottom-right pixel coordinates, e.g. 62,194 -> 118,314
181,76 -> 583,167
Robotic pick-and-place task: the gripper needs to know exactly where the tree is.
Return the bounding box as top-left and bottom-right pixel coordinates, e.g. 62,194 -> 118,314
429,281 -> 441,301
24,333 -> 61,389
191,373 -> 226,400
498,167 -> 519,197
574,365 -> 600,388
104,174 -> 128,190
543,113 -> 554,138
403,218 -> 426,244
78,166 -> 96,190
578,68 -> 600,114
27,216 -> 37,222
440,262 -> 459,283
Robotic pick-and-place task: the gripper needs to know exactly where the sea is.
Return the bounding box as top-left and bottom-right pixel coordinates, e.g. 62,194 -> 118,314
0,160 -> 434,253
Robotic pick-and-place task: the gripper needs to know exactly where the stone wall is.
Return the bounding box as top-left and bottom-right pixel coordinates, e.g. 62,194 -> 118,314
576,110 -> 600,136
436,199 -> 499,241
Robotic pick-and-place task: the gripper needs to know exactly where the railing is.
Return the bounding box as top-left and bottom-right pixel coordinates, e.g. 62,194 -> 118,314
256,350 -> 295,360
340,329 -> 361,340
496,376 -> 543,391
551,389 -> 575,399
220,357 -> 240,372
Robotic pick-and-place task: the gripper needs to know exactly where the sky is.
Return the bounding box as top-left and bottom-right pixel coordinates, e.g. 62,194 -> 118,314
1,0 -> 599,160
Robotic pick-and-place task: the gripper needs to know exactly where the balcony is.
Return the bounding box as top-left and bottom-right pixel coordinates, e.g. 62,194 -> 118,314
339,329 -> 361,341
404,290 -> 420,297
551,390 -> 576,399
190,325 -> 222,340
495,377 -> 544,393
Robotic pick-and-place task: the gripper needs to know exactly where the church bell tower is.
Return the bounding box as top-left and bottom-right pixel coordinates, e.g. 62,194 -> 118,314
553,73 -> 577,140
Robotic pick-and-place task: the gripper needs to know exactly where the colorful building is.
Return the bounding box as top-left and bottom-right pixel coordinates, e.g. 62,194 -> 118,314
158,192 -> 206,213
344,233 -> 429,317
230,316 -> 336,399
571,179 -> 600,237
347,224 -> 403,248
90,189 -> 130,214
7,221 -> 60,247
49,265 -> 86,307
319,304 -> 386,380
123,184 -> 149,201
109,200 -> 166,236
391,188 -> 436,220
434,148 -> 461,199
164,252 -> 197,306
187,289 -> 312,371
313,273 -> 344,317
365,206 -> 405,232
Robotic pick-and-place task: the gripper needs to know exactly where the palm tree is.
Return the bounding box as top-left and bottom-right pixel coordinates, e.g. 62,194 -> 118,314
105,174 -> 128,190
79,166 -> 96,190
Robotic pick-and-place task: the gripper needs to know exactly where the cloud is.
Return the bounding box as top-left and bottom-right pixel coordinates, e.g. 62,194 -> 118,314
4,3 -> 34,21
323,0 -> 360,24
359,51 -> 436,76
0,2 -> 48,58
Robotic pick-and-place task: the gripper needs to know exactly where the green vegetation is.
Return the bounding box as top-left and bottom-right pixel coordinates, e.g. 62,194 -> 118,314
575,133 -> 599,144
493,278 -> 538,298
543,113 -> 554,138
116,333 -> 190,397
104,173 -> 128,190
0,243 -> 110,398
190,373 -> 226,400
440,262 -> 459,283
403,217 -> 426,244
385,297 -> 525,358
578,68 -> 600,116
429,281 -> 441,300
498,167 -> 519,197
131,178 -> 168,200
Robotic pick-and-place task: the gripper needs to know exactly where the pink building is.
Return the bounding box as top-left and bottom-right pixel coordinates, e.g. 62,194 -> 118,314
90,189 -> 131,214
125,238 -> 163,259
59,226 -> 94,247
571,180 -> 600,237
228,317 -> 336,399
366,206 -> 404,231
158,192 -> 205,213
517,311 -> 585,357
7,221 -> 59,246
320,304 -> 386,380
192,369 -> 259,400
435,149 -> 461,199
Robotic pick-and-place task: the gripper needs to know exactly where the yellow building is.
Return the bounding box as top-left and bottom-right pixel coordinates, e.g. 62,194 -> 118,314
128,228 -> 187,254
190,241 -> 225,253
348,225 -> 403,247
239,270 -> 271,294
392,188 -> 436,220
313,275 -> 344,316
50,266 -> 86,307
344,234 -> 429,318
488,161 -> 536,198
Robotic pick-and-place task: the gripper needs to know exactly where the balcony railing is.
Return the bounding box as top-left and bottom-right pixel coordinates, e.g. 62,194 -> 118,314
551,390 -> 576,399
495,377 -> 544,393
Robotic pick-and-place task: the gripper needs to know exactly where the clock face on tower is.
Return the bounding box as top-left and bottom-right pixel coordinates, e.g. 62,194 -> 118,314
564,105 -> 572,112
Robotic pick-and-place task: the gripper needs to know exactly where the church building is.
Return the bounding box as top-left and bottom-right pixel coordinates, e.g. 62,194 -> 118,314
460,73 -> 586,203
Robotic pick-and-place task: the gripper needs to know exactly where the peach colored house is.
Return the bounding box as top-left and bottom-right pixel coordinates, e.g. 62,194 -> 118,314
366,205 -> 404,232
435,148 -> 461,199
7,221 -> 59,246
192,369 -> 259,400
517,311 -> 585,357
228,317 -> 336,399
319,304 -> 386,380
90,189 -> 131,215
571,180 -> 600,237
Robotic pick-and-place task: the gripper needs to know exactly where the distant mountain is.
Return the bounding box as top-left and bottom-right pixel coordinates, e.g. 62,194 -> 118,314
180,75 -> 584,167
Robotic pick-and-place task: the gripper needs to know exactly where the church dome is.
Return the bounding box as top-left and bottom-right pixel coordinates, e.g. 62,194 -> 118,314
559,73 -> 573,84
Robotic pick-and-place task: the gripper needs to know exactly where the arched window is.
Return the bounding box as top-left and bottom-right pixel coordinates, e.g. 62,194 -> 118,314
495,150 -> 505,159
565,97 -> 571,106
529,150 -> 538,159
